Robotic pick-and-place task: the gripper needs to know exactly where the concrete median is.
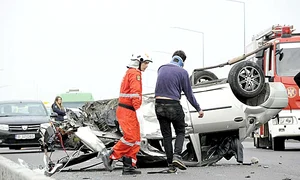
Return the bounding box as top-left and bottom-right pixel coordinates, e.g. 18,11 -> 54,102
0,155 -> 55,180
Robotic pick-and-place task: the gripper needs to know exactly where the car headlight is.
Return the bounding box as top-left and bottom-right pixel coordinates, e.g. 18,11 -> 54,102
0,124 -> 9,131
278,117 -> 294,125
40,122 -> 51,129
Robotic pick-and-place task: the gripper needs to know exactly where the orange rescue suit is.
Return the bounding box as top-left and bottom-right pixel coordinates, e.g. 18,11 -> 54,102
110,68 -> 142,166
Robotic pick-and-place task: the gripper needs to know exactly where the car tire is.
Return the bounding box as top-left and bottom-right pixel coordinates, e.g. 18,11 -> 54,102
190,70 -> 218,85
228,61 -> 265,98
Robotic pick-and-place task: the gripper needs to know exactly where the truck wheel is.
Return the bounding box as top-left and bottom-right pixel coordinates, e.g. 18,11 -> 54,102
254,137 -> 260,148
228,61 -> 265,98
190,70 -> 218,85
272,137 -> 285,151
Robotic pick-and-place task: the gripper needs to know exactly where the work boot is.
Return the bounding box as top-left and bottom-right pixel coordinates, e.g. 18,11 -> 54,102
172,154 -> 187,170
101,149 -> 113,171
122,156 -> 141,175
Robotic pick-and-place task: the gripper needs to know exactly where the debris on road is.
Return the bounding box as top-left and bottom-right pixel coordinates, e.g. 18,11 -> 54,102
251,157 -> 259,164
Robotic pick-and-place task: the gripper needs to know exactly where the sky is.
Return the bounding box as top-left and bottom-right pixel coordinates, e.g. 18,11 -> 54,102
0,0 -> 299,102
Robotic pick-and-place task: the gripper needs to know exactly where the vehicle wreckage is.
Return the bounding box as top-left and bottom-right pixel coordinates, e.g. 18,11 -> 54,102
39,43 -> 288,176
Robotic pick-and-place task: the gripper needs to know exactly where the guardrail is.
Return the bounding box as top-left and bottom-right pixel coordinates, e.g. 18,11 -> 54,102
0,155 -> 55,180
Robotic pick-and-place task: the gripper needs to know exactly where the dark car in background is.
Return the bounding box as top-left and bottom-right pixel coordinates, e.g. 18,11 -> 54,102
0,100 -> 49,150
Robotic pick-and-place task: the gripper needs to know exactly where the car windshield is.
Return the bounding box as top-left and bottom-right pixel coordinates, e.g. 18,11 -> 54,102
63,102 -> 86,109
0,102 -> 48,116
276,42 -> 300,76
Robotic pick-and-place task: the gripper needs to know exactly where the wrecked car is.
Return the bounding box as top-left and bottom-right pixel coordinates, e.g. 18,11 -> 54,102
40,44 -> 288,175
77,45 -> 288,168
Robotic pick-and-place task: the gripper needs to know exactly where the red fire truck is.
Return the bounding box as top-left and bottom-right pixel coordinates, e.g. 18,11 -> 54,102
249,24 -> 300,150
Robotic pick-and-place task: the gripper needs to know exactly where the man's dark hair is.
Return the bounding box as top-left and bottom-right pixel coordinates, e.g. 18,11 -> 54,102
172,50 -> 186,62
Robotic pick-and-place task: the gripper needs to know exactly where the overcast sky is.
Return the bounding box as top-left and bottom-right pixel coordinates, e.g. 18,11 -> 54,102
0,0 -> 299,102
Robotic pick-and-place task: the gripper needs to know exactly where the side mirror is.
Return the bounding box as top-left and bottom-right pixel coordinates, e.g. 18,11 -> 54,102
50,112 -> 58,118
255,49 -> 265,58
279,52 -> 284,61
275,48 -> 284,61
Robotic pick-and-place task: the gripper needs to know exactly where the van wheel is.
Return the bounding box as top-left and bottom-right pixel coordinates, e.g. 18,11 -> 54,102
272,137 -> 285,151
190,70 -> 218,85
228,61 -> 265,98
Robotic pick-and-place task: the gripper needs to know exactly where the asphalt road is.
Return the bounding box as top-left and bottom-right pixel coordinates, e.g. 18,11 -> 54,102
1,140 -> 300,180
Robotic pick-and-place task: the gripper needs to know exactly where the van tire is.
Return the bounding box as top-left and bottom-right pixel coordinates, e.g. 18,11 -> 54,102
272,137 -> 285,151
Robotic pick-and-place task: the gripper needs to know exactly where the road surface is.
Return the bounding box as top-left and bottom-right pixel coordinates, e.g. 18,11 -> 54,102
1,140 -> 300,180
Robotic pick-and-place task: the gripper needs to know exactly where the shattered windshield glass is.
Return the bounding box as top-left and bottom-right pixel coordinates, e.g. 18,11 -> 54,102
276,42 -> 300,76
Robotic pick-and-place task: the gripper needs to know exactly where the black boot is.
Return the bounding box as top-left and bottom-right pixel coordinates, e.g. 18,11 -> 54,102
122,157 -> 141,175
101,149 -> 113,171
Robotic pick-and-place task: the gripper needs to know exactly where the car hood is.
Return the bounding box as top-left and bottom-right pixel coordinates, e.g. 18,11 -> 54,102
0,116 -> 49,125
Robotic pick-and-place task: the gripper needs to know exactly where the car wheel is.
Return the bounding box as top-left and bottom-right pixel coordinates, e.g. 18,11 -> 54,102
190,70 -> 218,85
228,61 -> 265,98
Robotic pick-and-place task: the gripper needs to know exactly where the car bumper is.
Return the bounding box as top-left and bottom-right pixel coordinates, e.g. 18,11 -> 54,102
0,130 -> 41,147
270,110 -> 300,138
270,124 -> 300,138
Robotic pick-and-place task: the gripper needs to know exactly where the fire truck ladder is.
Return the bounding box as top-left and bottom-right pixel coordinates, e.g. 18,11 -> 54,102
252,24 -> 296,42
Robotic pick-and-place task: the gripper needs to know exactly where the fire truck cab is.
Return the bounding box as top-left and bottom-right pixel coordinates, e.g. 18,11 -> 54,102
248,25 -> 300,151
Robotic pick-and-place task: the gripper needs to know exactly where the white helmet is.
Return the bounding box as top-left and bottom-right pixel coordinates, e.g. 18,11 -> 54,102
127,53 -> 153,69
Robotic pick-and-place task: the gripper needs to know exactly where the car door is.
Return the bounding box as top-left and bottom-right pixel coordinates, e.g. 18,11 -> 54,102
183,83 -> 246,134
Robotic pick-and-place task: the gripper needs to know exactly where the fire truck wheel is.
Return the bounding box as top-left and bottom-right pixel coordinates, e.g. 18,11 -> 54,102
190,70 -> 218,85
228,61 -> 265,98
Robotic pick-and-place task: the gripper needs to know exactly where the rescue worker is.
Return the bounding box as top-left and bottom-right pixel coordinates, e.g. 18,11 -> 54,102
51,96 -> 66,121
154,50 -> 204,173
101,53 -> 152,175
294,72 -> 300,88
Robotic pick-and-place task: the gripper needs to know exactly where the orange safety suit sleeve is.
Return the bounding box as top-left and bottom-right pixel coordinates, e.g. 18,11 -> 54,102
128,70 -> 142,110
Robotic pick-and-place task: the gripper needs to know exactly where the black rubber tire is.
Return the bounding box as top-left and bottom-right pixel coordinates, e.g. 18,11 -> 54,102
254,137 -> 260,148
190,70 -> 218,85
272,137 -> 285,151
228,61 -> 265,98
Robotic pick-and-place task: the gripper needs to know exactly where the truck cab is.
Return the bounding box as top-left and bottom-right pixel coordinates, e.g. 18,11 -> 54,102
249,25 -> 300,150
59,89 -> 94,115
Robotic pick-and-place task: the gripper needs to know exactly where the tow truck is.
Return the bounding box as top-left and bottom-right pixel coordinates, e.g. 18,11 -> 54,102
247,25 -> 300,151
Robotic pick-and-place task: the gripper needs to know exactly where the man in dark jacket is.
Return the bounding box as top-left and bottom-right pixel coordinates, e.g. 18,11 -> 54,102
154,50 -> 204,173
294,72 -> 300,88
51,96 -> 66,121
